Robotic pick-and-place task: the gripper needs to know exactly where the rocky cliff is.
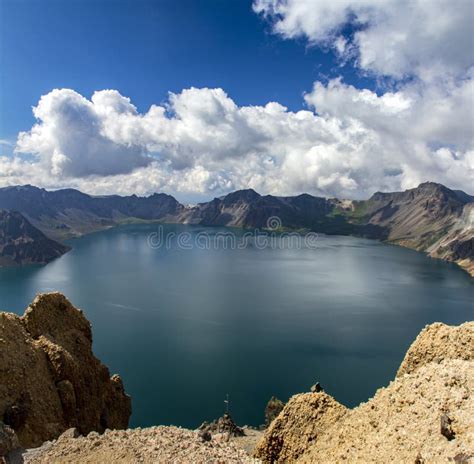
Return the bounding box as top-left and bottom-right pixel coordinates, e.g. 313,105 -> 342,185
0,293 -> 131,449
428,202 -> 474,276
0,210 -> 70,266
255,321 -> 474,463
347,182 -> 474,276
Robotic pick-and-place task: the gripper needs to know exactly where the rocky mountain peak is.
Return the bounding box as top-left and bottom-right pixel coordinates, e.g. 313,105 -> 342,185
222,189 -> 261,205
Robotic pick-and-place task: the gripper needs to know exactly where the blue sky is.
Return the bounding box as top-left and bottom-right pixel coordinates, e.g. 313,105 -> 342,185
0,0 -> 472,200
1,0 -> 373,144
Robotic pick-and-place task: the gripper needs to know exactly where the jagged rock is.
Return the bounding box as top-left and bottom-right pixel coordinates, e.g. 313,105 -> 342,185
0,293 -> 131,448
59,428 -> 80,440
198,429 -> 212,442
440,413 -> 456,441
264,396 -> 285,427
199,414 -> 245,438
255,322 -> 474,463
0,422 -> 19,457
310,382 -> 322,393
397,321 -> 474,377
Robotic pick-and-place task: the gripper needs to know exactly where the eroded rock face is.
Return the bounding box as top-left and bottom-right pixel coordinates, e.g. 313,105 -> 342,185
254,322 -> 474,463
0,293 -> 131,448
297,358 -> 474,463
397,321 -> 474,377
254,392 -> 347,463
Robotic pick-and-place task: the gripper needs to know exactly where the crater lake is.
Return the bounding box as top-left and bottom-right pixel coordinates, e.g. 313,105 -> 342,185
1,224 -> 472,428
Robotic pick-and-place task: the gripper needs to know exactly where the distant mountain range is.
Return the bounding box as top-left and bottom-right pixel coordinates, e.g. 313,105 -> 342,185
0,183 -> 472,275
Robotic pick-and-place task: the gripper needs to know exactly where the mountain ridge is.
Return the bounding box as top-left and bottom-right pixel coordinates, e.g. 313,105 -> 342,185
0,182 -> 472,275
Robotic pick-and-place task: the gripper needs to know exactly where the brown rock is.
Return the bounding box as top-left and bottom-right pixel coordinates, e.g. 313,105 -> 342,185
264,396 -> 285,427
59,428 -> 80,439
397,322 -> 474,377
297,359 -> 474,463
199,413 -> 245,438
440,413 -> 456,441
0,293 -> 131,448
254,322 -> 474,463
0,422 -> 19,457
254,392 -> 347,463
23,426 -> 255,463
310,382 -> 322,393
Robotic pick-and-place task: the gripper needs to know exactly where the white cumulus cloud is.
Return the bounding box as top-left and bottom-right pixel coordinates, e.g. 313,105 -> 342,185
253,0 -> 474,81
2,77 -> 472,200
3,1 -> 472,200
3,2 -> 473,200
16,89 -> 150,177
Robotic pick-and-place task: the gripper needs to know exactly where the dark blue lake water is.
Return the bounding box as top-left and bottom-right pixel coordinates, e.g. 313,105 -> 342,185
0,224 -> 472,428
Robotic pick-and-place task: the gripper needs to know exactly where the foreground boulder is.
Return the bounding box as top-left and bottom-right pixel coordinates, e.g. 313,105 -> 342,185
0,293 -> 131,449
254,392 -> 347,462
255,322 -> 474,463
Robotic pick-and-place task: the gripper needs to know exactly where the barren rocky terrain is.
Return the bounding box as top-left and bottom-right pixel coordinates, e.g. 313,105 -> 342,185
1,294 -> 472,463
255,321 -> 474,463
17,427 -> 258,464
0,293 -> 131,448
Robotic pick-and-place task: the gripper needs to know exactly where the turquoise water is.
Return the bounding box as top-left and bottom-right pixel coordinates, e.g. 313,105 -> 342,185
1,224 -> 472,428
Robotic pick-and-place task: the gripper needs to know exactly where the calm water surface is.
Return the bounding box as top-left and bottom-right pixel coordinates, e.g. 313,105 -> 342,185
1,224 -> 472,428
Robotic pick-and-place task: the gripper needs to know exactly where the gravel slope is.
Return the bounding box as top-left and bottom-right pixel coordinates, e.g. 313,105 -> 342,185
22,427 -> 258,464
